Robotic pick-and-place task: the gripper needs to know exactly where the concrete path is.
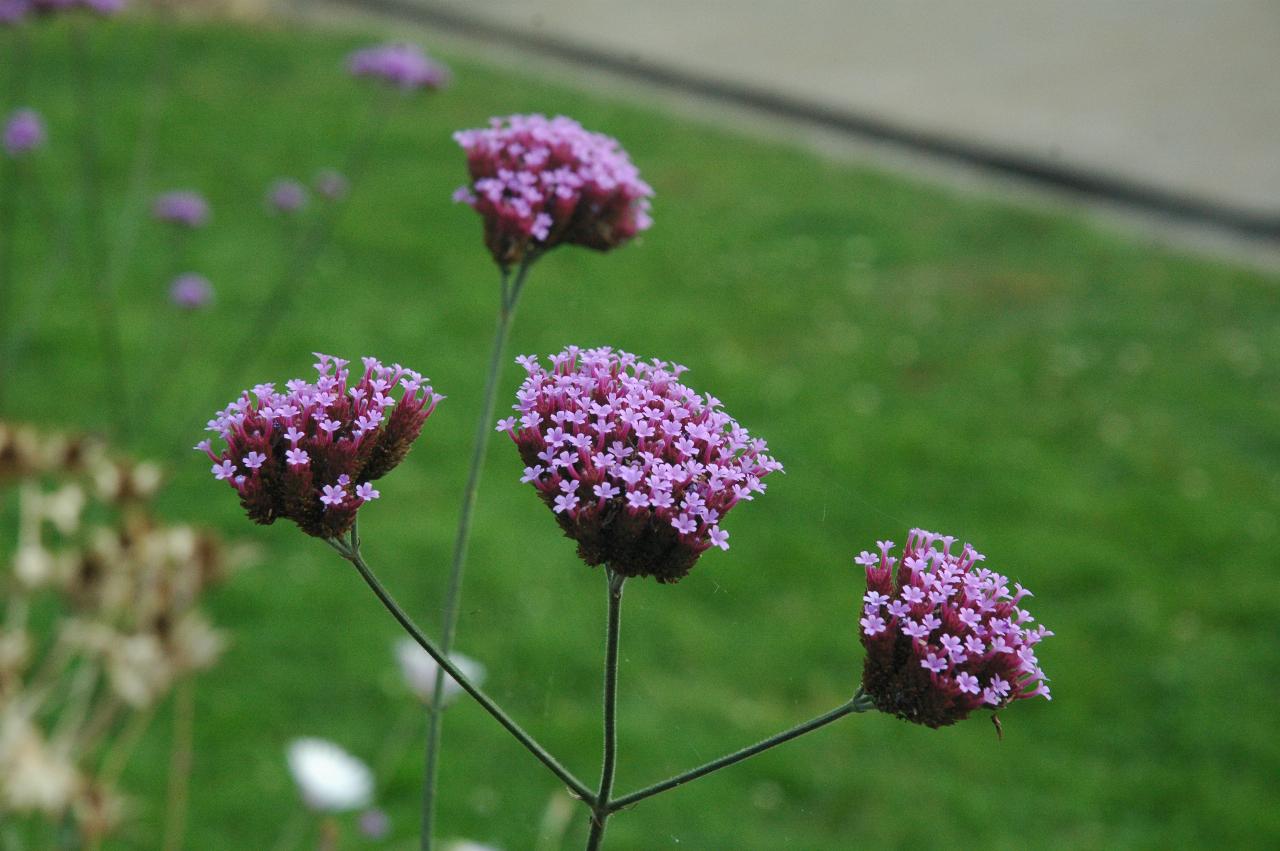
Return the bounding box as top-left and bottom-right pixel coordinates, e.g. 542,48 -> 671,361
352,0 -> 1280,235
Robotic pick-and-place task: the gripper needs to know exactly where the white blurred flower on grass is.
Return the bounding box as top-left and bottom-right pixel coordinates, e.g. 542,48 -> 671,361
285,738 -> 373,812
394,639 -> 486,705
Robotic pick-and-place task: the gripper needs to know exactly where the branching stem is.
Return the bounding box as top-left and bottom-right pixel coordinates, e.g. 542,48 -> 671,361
327,525 -> 595,810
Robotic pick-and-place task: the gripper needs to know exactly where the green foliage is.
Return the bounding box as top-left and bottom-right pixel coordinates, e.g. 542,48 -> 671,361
5,17 -> 1279,849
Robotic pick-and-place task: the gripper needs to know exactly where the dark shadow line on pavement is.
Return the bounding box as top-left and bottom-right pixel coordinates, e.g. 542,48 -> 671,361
343,0 -> 1280,241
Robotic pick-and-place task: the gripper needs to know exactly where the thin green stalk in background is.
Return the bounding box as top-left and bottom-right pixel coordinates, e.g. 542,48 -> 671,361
70,22 -> 128,439
584,569 -> 626,851
161,679 -> 196,851
1,168 -> 80,387
0,28 -> 31,411
0,139 -> 17,413
420,256 -> 535,849
102,15 -> 176,336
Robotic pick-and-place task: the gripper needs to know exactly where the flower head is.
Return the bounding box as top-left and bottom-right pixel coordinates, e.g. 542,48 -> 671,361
198,354 -> 443,538
453,114 -> 653,269
501,346 -> 781,582
857,529 -> 1052,728
285,738 -> 373,812
393,639 -> 486,705
347,42 -> 450,91
4,109 -> 45,157
266,179 -> 308,214
152,190 -> 210,228
169,273 -> 213,310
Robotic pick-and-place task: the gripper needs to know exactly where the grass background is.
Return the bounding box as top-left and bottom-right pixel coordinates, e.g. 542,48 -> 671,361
3,14 -> 1279,849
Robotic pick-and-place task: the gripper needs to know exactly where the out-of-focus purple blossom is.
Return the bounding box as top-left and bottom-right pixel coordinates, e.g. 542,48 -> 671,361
169,274 -> 214,310
266,179 -> 308,215
0,0 -> 29,25
499,346 -> 781,582
358,808 -> 391,839
153,190 -> 210,228
858,530 -> 1053,728
30,0 -> 123,15
314,169 -> 349,201
453,114 -> 653,269
3,109 -> 45,157
347,43 -> 450,91
198,354 -> 444,538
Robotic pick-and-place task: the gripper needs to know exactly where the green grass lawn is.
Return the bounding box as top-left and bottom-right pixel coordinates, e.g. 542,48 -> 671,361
4,15 -> 1279,850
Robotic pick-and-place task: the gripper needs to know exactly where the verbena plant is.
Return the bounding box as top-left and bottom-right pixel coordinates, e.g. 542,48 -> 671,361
1,4 -> 1054,847
197,115 -> 1053,848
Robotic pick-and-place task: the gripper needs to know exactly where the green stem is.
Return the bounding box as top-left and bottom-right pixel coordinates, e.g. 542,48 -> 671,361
585,569 -> 626,850
1,171 -> 76,383
607,689 -> 874,813
0,27 -> 25,411
420,256 -> 534,848
0,147 -> 17,413
102,17 -> 175,351
327,526 -> 595,806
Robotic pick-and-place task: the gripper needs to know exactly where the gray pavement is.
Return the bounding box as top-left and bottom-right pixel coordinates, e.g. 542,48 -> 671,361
369,0 -> 1280,226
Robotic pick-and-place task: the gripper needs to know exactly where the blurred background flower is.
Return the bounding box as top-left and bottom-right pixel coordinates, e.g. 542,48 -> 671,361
266,178 -> 308,215
285,738 -> 373,812
169,272 -> 214,310
3,109 -> 45,157
153,190 -> 210,228
394,639 -> 486,706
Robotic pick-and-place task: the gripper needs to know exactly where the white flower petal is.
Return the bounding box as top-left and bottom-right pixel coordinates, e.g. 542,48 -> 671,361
286,738 -> 373,812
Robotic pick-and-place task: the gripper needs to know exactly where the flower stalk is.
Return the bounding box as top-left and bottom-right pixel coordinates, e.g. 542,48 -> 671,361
326,523 -> 595,805
585,568 -> 626,850
607,689 -> 874,814
420,256 -> 534,847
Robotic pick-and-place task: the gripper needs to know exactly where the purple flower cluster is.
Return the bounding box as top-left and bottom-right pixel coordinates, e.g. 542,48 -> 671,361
347,43 -> 450,91
498,346 -> 781,582
858,529 -> 1052,728
153,190 -> 210,228
169,273 -> 213,310
453,114 -> 654,269
3,109 -> 45,157
198,354 -> 443,538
